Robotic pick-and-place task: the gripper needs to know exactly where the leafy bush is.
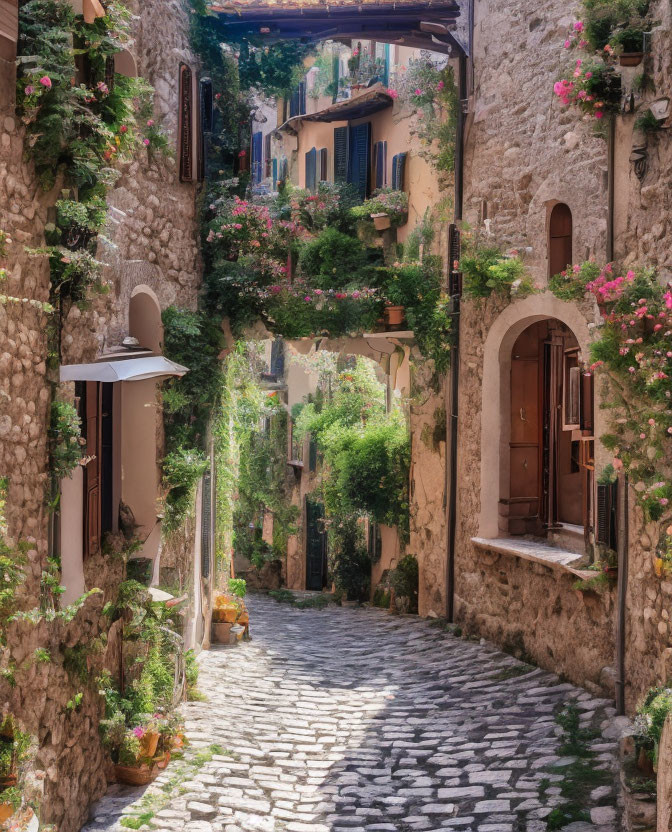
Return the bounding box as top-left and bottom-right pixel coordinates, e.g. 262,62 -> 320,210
49,400 -> 83,480
228,578 -> 246,598
549,261 -> 602,300
391,555 -> 419,613
350,189 -> 409,227
460,233 -> 534,299
297,227 -> 383,289
634,685 -> 672,764
162,449 -> 208,531
329,518 -> 371,602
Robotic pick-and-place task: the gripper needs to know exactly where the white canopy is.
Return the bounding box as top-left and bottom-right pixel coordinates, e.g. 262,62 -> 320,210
60,356 -> 189,383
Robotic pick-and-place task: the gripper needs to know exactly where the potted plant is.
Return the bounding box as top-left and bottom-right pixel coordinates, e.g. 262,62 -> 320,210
382,263 -> 424,329
371,213 -> 391,231
114,731 -> 158,786
611,26 -> 646,65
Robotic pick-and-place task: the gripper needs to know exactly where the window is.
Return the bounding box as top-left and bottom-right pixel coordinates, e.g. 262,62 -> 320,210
334,126 -> 348,182
319,148 -> 328,182
391,152 -> 407,190
289,81 -> 306,117
252,131 -> 263,185
374,141 -> 387,189
347,122 -> 371,201
305,147 -> 317,193
265,133 -> 272,179
548,203 -> 572,278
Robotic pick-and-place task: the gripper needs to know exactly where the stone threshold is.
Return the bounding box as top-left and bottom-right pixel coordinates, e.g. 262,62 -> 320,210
471,536 -> 596,579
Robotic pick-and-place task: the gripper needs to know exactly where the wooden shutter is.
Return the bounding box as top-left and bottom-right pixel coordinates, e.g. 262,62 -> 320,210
565,364 -> 581,428
549,203 -> 573,277
252,131 -> 263,184
580,371 -> 594,435
83,381 -> 102,559
319,148 -> 328,181
200,469 -> 212,579
596,481 -> 617,550
448,223 -> 462,297
347,122 -> 371,201
374,141 -> 386,189
199,77 -> 213,133
178,63 -> 193,182
391,152 -> 407,190
0,0 -> 17,62
305,147 -> 317,193
334,126 -> 348,182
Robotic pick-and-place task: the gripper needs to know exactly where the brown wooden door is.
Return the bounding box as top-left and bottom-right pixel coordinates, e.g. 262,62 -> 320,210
505,322 -> 545,534
549,203 -> 572,278
84,381 -> 102,558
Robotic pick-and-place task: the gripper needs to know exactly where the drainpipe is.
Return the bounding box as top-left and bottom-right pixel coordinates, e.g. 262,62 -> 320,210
446,49 -> 468,623
615,474 -> 628,715
606,115 -> 615,262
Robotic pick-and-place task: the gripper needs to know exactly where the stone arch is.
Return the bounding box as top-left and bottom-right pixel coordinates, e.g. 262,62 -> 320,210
478,293 -> 592,539
129,284 -> 163,353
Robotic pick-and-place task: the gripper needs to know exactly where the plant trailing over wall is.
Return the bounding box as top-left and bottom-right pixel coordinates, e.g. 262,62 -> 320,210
551,261 -> 672,522
634,684 -> 672,766
390,554 -> 419,613
460,229 -> 535,299
48,400 -> 84,482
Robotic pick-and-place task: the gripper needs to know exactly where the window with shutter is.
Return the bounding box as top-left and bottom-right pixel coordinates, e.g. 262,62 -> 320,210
199,77 -> 213,134
200,469 -> 212,579
252,131 -> 263,185
309,437 -> 318,472
178,63 -> 194,182
347,122 -> 371,201
305,147 -> 317,192
391,152 -> 407,190
319,148 -> 328,181
270,339 -> 285,378
334,126 -> 348,182
549,203 -> 573,278
82,381 -> 102,559
331,54 -> 340,103
265,133 -> 272,178
272,157 -> 278,190
580,371 -> 594,435
374,141 -> 387,189
563,352 -> 581,429
596,481 -> 618,550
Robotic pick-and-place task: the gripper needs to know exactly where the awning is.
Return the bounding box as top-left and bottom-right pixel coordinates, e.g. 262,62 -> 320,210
60,356 -> 189,383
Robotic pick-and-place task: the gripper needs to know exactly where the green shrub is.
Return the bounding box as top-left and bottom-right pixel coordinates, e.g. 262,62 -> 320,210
49,399 -> 83,480
228,578 -> 246,598
297,227 -> 383,290
391,555 -> 419,613
330,518 -> 371,602
635,685 -> 672,764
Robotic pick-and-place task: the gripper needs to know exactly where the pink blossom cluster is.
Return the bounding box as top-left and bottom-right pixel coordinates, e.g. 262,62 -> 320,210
585,265 -> 635,302
563,20 -> 589,50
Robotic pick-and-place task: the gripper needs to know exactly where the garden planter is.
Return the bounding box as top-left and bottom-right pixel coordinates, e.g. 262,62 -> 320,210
114,763 -> 158,786
0,804 -> 13,823
384,306 -> 405,328
371,213 -> 391,231
619,53 -> 643,67
140,731 -> 160,758
213,607 -> 238,624
211,621 -> 233,644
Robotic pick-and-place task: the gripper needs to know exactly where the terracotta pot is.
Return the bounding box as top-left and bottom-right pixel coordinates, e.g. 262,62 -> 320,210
140,731 -> 160,758
237,611 -> 249,626
384,305 -> 405,327
211,622 -> 233,644
214,607 -> 238,624
155,751 -> 171,770
0,804 -> 13,823
619,52 -> 643,67
114,763 -> 158,786
371,213 -> 391,231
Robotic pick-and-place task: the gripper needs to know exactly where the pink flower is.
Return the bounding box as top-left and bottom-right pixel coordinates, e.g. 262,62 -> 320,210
147,119 -> 155,127
573,21 -> 584,32
24,85 -> 34,95
564,39 -> 571,48
314,288 -> 323,295
437,80 -> 445,91
304,296 -> 312,302
387,88 -> 398,99
414,88 -> 422,96
39,76 -> 52,88
649,419 -> 656,426
133,726 -> 145,739
585,71 -> 593,79
96,81 -> 109,94
143,138 -> 150,146
595,110 -> 604,119
629,367 -> 636,373
120,124 -> 128,133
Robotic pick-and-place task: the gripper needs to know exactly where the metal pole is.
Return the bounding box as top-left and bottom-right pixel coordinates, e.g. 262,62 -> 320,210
615,473 -> 628,715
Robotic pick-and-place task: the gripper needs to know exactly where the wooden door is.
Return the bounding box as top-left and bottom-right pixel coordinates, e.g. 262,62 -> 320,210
83,381 -> 102,558
506,322 -> 545,534
549,203 -> 572,277
305,499 -> 326,591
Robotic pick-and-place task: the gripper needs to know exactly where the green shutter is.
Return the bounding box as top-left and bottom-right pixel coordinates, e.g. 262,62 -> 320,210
347,122 -> 371,202
334,126 -> 348,182
305,147 -> 317,192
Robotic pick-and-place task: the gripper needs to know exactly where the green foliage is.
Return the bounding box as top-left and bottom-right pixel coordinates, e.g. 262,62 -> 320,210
634,685 -> 672,764
580,0 -> 650,51
162,449 -> 209,532
49,399 -> 83,480
33,648 -> 51,664
390,555 -> 419,613
185,649 -> 200,700
238,40 -> 314,98
350,189 -> 409,227
228,579 -> 246,599
297,228 -> 383,290
330,518 -> 371,602
460,232 -> 534,299
0,540 -> 27,631
634,108 -> 663,133
549,260 -> 602,300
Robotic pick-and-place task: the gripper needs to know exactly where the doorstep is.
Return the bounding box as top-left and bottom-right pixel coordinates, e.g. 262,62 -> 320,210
471,536 -> 596,579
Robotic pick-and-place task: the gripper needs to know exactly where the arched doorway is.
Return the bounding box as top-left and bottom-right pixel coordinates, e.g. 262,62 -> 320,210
129,286 -> 163,354
548,203 -> 572,278
504,317 -> 591,538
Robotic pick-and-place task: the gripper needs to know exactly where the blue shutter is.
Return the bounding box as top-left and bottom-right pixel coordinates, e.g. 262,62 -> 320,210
252,131 -> 263,184
272,157 -> 278,190
374,141 -> 386,189
347,122 -> 371,202
383,44 -> 390,87
334,126 -> 348,182
305,147 -> 317,192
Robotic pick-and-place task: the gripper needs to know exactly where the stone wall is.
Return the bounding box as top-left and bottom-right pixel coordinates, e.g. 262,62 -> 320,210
658,715 -> 672,832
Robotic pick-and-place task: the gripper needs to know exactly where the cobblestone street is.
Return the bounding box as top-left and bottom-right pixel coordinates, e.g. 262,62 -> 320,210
83,595 -> 621,832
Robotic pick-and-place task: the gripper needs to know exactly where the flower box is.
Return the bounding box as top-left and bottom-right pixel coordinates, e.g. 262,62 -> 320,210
371,213 -> 391,231
619,52 -> 643,67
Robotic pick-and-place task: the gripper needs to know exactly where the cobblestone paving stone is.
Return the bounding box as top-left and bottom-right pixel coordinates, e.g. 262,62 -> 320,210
82,595 -> 621,832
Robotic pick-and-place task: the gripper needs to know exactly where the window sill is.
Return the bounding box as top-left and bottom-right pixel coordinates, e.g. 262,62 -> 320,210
471,536 -> 595,580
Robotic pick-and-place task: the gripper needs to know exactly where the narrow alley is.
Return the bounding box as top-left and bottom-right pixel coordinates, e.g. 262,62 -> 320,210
83,596 -> 621,832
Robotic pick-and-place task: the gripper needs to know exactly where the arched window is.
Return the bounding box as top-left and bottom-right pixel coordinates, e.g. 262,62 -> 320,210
548,203 -> 572,278
129,287 -> 162,354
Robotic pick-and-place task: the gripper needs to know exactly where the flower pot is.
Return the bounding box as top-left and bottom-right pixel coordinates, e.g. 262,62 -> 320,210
0,804 -> 13,823
114,763 -> 158,786
237,611 -> 249,626
384,305 -> 405,328
371,213 -> 391,231
619,52 -> 643,67
140,731 -> 160,758
214,607 -> 238,624
211,621 -> 232,644
155,751 -> 171,770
